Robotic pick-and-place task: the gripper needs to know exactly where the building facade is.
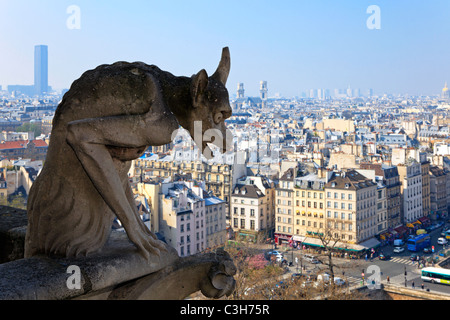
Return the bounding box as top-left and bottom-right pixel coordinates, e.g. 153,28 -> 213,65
397,162 -> 423,225
429,165 -> 448,219
274,167 -> 295,245
231,175 -> 274,241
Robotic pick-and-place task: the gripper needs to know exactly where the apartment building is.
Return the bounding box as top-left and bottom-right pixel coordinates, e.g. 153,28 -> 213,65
292,170 -> 328,243
324,170 -> 377,244
158,183 -> 206,257
382,166 -> 402,229
274,167 -> 296,245
133,151 -> 246,219
230,175 -> 274,241
376,183 -> 388,234
397,161 -> 423,225
204,196 -> 227,249
359,163 -> 402,230
429,165 -> 448,219
392,148 -> 430,220
134,180 -> 228,256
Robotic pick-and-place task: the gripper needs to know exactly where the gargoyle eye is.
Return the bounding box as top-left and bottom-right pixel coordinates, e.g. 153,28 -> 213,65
214,113 -> 223,124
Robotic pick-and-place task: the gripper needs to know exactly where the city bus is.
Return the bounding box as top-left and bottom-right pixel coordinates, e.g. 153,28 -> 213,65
407,234 -> 431,252
421,267 -> 450,285
445,230 -> 450,240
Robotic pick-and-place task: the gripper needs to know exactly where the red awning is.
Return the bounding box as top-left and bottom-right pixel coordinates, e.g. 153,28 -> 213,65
418,216 -> 430,223
394,226 -> 408,234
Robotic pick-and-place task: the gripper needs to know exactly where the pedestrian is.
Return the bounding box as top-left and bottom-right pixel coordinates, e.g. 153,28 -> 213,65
412,281 -> 415,289
421,283 -> 424,290
387,276 -> 390,283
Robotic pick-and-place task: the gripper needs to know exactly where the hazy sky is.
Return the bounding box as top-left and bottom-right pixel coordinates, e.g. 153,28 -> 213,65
1,0 -> 449,97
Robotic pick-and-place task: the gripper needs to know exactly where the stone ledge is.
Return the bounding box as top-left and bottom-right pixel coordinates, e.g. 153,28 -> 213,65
383,283 -> 450,300
0,231 -> 179,300
0,206 -> 28,263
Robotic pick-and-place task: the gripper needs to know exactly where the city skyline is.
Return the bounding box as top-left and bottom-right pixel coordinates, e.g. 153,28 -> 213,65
1,1 -> 449,97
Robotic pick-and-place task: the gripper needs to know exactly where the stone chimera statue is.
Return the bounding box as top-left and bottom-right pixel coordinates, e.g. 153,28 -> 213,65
24,48 -> 233,260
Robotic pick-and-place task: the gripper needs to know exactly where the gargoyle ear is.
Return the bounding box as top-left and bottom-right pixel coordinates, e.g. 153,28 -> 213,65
192,69 -> 208,106
211,47 -> 230,85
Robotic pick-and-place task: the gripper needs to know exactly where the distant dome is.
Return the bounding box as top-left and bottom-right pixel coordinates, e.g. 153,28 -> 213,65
443,82 -> 448,92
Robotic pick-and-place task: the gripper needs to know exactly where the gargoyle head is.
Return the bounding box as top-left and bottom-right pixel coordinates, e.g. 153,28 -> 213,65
188,47 -> 233,159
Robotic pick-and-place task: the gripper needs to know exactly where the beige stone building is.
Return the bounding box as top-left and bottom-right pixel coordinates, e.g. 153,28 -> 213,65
274,167 -> 296,245
133,155 -> 246,219
323,170 -> 377,244
291,170 -> 328,245
429,165 -> 448,219
230,175 -> 274,241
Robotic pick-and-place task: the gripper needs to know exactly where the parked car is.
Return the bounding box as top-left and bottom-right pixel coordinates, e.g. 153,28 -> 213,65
303,254 -> 320,264
437,237 -> 448,245
379,253 -> 391,261
265,250 -> 284,262
423,247 -> 432,253
410,253 -> 420,261
334,277 -> 346,286
393,247 -> 405,253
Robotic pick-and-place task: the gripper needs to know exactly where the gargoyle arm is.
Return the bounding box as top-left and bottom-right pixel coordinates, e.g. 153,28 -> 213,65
66,113 -> 169,259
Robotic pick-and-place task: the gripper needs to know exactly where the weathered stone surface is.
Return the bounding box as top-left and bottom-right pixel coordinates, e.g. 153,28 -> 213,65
0,230 -> 179,300
105,248 -> 236,300
24,47 -> 232,260
0,206 -> 27,263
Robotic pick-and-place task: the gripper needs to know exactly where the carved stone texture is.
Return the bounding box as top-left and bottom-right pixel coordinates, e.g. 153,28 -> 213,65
106,248 -> 236,300
24,48 -> 233,260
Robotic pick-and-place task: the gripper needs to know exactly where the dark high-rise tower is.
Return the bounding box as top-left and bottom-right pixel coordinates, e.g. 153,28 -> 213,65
34,45 -> 48,96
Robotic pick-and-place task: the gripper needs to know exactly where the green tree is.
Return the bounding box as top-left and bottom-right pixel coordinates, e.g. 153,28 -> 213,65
16,122 -> 42,137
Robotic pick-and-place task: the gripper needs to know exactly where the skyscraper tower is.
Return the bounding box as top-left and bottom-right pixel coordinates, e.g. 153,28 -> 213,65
237,83 -> 245,98
260,81 -> 268,108
260,81 -> 268,100
34,45 -> 48,96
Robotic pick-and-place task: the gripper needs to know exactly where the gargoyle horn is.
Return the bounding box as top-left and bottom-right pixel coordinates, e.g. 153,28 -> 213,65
211,47 -> 230,85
